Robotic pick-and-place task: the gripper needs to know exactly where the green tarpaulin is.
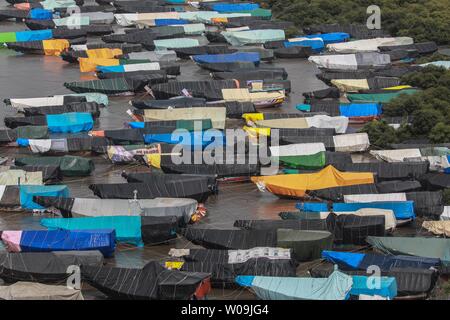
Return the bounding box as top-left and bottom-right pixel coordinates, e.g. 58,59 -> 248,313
347,89 -> 419,103
15,155 -> 94,176
16,126 -> 49,139
279,152 -> 326,170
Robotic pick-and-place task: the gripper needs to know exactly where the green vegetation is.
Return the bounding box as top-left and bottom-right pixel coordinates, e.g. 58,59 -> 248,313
361,66 -> 450,145
259,0 -> 450,45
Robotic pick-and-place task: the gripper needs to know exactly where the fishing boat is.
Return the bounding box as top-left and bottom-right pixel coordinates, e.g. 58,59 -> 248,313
308,52 -> 391,70
33,196 -> 198,222
251,165 -> 374,199
41,216 -> 178,246
0,282 -> 84,300
0,251 -> 103,283
15,156 -> 94,177
0,185 -> 69,210
89,178 -> 213,203
182,228 -> 333,261
221,29 -> 285,46
236,269 -> 397,299
22,101 -> 102,118
1,229 -> 116,257
64,77 -> 156,95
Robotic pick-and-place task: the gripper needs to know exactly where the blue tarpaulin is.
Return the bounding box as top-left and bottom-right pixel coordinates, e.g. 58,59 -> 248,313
155,19 -> 189,26
296,201 -> 415,220
303,32 -> 350,45
193,52 -> 260,65
41,216 -> 143,246
322,251 -> 365,269
284,39 -> 324,52
18,229 -> 116,257
29,8 -> 53,20
46,112 -> 94,133
144,131 -> 225,149
213,3 -> 259,13
16,138 -> 30,147
19,185 -> 69,210
339,103 -> 382,117
15,29 -> 53,42
96,65 -> 125,73
350,275 -> 397,299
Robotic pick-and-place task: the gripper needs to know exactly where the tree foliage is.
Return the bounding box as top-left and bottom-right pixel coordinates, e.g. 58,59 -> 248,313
259,0 -> 450,44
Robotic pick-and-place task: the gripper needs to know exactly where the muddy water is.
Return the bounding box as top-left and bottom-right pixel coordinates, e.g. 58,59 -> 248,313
0,4 -> 429,300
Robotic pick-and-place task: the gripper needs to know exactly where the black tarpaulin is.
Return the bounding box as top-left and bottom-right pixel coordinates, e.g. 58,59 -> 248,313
280,135 -> 335,148
33,196 -> 74,218
305,24 -> 388,39
406,191 -> 443,218
140,216 -> 178,245
81,261 -> 210,300
159,160 -> 260,178
303,88 -> 340,101
274,46 -> 313,59
376,180 -> 422,193
180,258 -> 297,287
0,186 -> 20,208
97,70 -> 168,80
174,45 -> 236,59
4,115 -> 47,129
89,180 -> 212,203
103,129 -> 145,144
151,80 -> 238,100
198,62 -> 256,72
333,162 -> 429,181
212,69 -> 288,81
278,128 -> 336,137
132,97 -> 207,109
207,101 -> 256,119
0,251 -> 103,283
233,219 -> 330,232
310,184 -> 379,202
23,102 -> 103,119
378,42 -> 438,55
0,129 -> 17,144
419,173 -> 450,189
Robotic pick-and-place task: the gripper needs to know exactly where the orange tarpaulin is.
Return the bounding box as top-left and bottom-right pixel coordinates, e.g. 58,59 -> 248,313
78,57 -> 119,72
251,165 -> 374,198
14,3 -> 30,10
211,17 -> 228,24
86,48 -> 123,59
42,39 -> 70,56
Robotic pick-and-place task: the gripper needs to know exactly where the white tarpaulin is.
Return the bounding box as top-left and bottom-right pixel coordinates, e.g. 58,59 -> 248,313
309,54 -> 358,70
227,247 -> 291,264
422,156 -> 450,172
331,79 -> 369,92
269,143 -> 325,157
122,63 -> 160,72
333,133 -> 370,152
9,96 -> 65,110
305,115 -> 349,134
422,221 -> 450,237
221,88 -> 285,104
128,51 -> 177,62
0,170 -> 43,185
144,107 -> 226,129
327,37 -> 414,53
370,149 -> 422,162
28,139 -> 68,154
321,208 -> 397,230
344,193 -> 407,203
0,185 -> 5,200
441,207 -> 450,221
78,12 -> 114,24
115,12 -> 180,26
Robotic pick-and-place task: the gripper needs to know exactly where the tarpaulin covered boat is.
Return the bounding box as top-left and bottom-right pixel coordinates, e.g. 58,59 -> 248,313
114,12 -> 181,26
5,112 -> 94,133
347,89 -> 419,103
0,251 -> 103,283
327,37 -> 413,53
4,93 -> 108,111
297,201 -> 415,220
174,257 -> 297,287
17,136 -> 109,154
298,101 -> 382,119
221,29 -> 285,46
212,68 -> 288,81
41,216 -> 178,246
1,229 -> 116,257
0,169 -> 43,185
254,115 -> 349,134
6,39 -> 71,56
147,153 -> 260,178
375,180 -> 422,193
367,236 -> 450,269
280,133 -> 370,153
0,185 -> 69,210
150,80 -> 238,101
174,45 -> 236,59
279,152 -> 352,170
221,88 -> 285,107
89,179 -> 213,203
15,155 -> 94,176
182,228 -> 333,261
193,52 -> 260,65
142,107 -> 226,129
0,29 -> 53,43
332,162 -> 429,180
251,165 -> 374,199
305,24 -> 388,40
1,165 -> 61,183
308,52 -> 391,70
64,77 -> 156,95
22,101 -> 102,118
310,262 -> 437,297
34,196 -> 198,222
419,173 -> 450,189
81,261 -> 211,300
0,282 -> 84,300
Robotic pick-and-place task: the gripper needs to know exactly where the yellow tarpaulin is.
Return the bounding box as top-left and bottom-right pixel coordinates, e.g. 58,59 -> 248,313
42,39 -> 70,56
331,79 -> 370,92
211,17 -> 228,24
255,118 -> 309,129
86,48 -> 123,59
145,154 -> 161,169
251,165 -> 374,198
79,57 -> 119,72
143,107 -> 226,129
165,261 -> 184,270
242,113 -> 264,124
221,88 -> 285,103
243,126 -> 271,137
